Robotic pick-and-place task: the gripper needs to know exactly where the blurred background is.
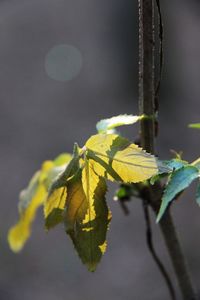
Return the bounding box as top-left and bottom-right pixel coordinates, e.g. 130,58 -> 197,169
0,0 -> 200,299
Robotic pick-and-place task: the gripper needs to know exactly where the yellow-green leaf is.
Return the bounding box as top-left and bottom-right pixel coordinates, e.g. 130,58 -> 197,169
8,153 -> 72,252
86,134 -> 158,183
65,163 -> 111,271
44,144 -> 79,229
44,187 -> 67,229
7,165 -> 50,252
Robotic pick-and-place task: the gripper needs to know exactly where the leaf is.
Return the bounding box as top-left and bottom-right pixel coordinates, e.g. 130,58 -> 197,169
150,159 -> 189,185
96,114 -> 142,133
44,144 -> 79,230
196,182 -> 200,206
53,153 -> 72,166
44,187 -> 67,229
150,173 -> 168,185
8,154 -> 72,252
191,157 -> 200,170
188,123 -> 200,129
8,166 -> 49,252
65,162 -> 111,271
157,166 -> 199,222
85,134 -> 158,183
163,159 -> 188,171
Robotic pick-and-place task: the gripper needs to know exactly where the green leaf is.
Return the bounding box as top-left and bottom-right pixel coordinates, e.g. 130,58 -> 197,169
150,173 -> 168,185
85,134 -> 159,183
65,163 -> 111,271
196,182 -> 200,206
157,166 -> 199,222
96,115 -> 142,133
163,159 -> 188,171
150,159 -> 189,185
188,123 -> 200,129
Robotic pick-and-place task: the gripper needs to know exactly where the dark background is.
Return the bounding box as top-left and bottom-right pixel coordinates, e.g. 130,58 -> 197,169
0,0 -> 200,299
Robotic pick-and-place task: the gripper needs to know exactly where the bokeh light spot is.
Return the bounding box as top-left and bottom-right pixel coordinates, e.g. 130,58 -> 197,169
45,44 -> 82,82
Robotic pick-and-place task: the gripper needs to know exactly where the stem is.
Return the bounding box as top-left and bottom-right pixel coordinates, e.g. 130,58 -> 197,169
138,0 -> 155,153
138,0 -> 197,299
159,211 -> 197,300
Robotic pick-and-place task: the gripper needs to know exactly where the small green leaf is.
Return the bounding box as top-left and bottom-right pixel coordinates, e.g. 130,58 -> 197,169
157,166 -> 199,222
96,115 -> 142,133
150,173 -> 168,185
163,159 -> 188,171
188,123 -> 200,129
196,182 -> 200,206
114,184 -> 134,201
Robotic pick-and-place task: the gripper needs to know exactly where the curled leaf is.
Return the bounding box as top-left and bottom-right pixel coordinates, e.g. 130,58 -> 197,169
96,115 -> 141,133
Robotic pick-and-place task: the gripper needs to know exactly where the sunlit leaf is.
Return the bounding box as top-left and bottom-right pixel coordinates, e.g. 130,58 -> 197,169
86,134 -> 158,183
188,123 -> 200,129
44,187 -> 67,229
191,157 -> 200,170
65,162 -> 111,271
8,153 -> 72,252
44,144 -> 79,229
53,153 -> 72,166
96,114 -> 142,133
8,164 -> 50,252
157,166 -> 199,222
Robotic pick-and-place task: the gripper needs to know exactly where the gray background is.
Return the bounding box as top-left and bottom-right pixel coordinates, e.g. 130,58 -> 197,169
0,0 -> 200,299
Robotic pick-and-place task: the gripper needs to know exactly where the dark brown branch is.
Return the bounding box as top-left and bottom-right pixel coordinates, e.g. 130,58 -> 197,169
138,0 -> 197,299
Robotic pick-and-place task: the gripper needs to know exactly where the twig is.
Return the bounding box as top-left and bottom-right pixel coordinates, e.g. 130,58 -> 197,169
142,198 -> 176,300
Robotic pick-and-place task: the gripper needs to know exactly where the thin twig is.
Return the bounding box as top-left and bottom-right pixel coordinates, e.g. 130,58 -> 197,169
142,198 -> 176,300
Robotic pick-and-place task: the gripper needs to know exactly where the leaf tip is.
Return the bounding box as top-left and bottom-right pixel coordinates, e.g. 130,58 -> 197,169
7,226 -> 26,253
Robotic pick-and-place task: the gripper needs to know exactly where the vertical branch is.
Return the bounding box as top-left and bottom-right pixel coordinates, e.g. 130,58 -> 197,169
138,0 -> 155,153
138,0 -> 197,299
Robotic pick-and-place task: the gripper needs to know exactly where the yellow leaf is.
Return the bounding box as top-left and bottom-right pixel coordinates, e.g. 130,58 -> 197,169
65,166 -> 111,271
44,145 -> 79,229
86,134 -> 158,183
44,187 -> 67,229
82,159 -> 98,225
8,179 -> 46,252
44,187 -> 67,219
8,153 -> 72,252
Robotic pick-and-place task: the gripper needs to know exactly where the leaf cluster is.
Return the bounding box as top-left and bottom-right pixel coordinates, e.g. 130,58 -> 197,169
8,115 -> 160,271
8,115 -> 200,271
